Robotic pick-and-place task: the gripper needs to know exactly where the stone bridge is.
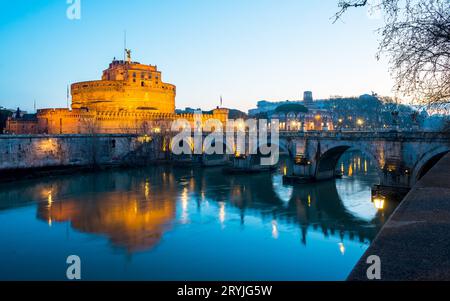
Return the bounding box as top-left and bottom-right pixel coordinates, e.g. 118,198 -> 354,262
272,131 -> 450,190
171,130 -> 450,189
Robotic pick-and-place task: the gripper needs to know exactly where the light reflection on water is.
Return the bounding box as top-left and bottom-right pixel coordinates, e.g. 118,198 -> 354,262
0,151 -> 397,280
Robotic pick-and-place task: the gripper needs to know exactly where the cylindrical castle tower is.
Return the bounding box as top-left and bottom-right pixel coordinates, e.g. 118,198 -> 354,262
71,59 -> 176,113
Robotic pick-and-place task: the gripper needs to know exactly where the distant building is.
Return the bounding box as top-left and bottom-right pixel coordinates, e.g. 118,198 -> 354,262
175,107 -> 202,114
249,91 -> 333,131
6,110 -> 38,134
303,91 -> 313,106
248,91 -> 326,116
248,100 -> 282,116
6,52 -> 229,134
268,103 -> 333,131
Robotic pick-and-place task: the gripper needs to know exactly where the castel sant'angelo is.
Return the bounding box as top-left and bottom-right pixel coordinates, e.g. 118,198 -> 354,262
7,50 -> 229,134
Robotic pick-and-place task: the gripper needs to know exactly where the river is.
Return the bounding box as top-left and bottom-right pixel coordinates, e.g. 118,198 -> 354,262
0,151 -> 397,280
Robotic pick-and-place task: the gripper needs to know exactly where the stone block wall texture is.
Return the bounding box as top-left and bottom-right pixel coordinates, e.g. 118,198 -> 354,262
0,134 -> 157,171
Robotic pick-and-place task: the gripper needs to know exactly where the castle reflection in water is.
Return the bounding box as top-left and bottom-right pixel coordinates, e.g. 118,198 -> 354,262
0,151 -> 396,254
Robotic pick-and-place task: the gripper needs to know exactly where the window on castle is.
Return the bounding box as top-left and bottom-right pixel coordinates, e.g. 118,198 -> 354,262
141,81 -> 145,87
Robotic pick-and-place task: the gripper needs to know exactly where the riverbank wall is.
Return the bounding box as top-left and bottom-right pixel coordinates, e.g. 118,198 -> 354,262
0,134 -> 166,181
348,152 -> 450,281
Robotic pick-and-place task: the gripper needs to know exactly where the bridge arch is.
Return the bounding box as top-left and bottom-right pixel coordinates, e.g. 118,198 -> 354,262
315,144 -> 382,181
411,146 -> 450,185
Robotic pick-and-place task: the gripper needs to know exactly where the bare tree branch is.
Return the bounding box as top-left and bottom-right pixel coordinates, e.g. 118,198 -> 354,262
333,0 -> 369,22
335,0 -> 450,109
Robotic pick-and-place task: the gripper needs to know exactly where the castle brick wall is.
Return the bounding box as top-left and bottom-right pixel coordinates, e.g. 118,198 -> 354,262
5,108 -> 230,135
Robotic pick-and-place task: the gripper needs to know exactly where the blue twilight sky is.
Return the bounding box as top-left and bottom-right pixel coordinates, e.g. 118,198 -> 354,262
0,0 -> 393,112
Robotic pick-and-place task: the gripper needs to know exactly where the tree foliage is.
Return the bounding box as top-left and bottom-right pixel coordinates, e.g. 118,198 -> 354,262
275,103 -> 309,113
335,0 -> 450,108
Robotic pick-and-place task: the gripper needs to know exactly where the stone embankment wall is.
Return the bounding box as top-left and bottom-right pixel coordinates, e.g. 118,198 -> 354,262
347,152 -> 450,281
0,134 -> 165,173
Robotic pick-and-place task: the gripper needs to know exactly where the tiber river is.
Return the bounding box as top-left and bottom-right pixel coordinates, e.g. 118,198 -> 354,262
0,151 -> 397,280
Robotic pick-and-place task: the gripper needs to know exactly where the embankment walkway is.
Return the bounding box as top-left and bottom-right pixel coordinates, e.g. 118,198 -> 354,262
348,153 -> 450,280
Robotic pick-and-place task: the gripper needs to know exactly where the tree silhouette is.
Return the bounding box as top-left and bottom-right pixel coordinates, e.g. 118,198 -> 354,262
335,0 -> 450,108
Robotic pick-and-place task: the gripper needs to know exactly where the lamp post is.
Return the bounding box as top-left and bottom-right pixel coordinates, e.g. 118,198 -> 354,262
391,110 -> 400,131
411,111 -> 419,131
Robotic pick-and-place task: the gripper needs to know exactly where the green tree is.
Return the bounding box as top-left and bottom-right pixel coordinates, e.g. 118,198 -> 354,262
0,108 -> 12,134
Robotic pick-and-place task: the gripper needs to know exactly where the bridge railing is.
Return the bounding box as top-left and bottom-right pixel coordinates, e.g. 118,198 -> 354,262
1,129 -> 448,141
277,130 -> 449,140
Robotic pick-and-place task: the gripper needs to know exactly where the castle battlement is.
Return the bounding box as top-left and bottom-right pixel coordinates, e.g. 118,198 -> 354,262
71,57 -> 176,113
6,53 -> 229,135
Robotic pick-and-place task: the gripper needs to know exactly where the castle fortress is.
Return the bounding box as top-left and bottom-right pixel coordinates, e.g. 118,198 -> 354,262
7,52 -> 229,134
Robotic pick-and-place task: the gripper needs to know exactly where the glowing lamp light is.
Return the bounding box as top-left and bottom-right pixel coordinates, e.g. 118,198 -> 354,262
272,220 -> 279,239
386,164 -> 396,172
373,196 -> 386,210
144,181 -> 150,199
357,118 -> 364,126
138,135 -> 152,143
39,138 -> 58,152
219,202 -> 226,224
47,191 -> 53,206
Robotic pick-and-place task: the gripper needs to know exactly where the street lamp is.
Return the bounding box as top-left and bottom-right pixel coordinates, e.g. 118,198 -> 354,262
372,195 -> 386,210
356,118 -> 364,130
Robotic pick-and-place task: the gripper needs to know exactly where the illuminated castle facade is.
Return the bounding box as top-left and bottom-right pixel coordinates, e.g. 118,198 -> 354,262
7,52 -> 228,135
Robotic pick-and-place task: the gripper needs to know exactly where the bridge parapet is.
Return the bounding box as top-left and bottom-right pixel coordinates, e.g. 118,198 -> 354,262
278,130 -> 450,141
273,130 -> 450,190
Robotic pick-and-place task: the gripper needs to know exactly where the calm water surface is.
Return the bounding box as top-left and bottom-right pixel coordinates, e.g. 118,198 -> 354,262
0,152 -> 397,280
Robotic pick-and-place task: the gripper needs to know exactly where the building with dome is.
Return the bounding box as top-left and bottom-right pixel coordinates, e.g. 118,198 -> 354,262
249,91 -> 334,131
